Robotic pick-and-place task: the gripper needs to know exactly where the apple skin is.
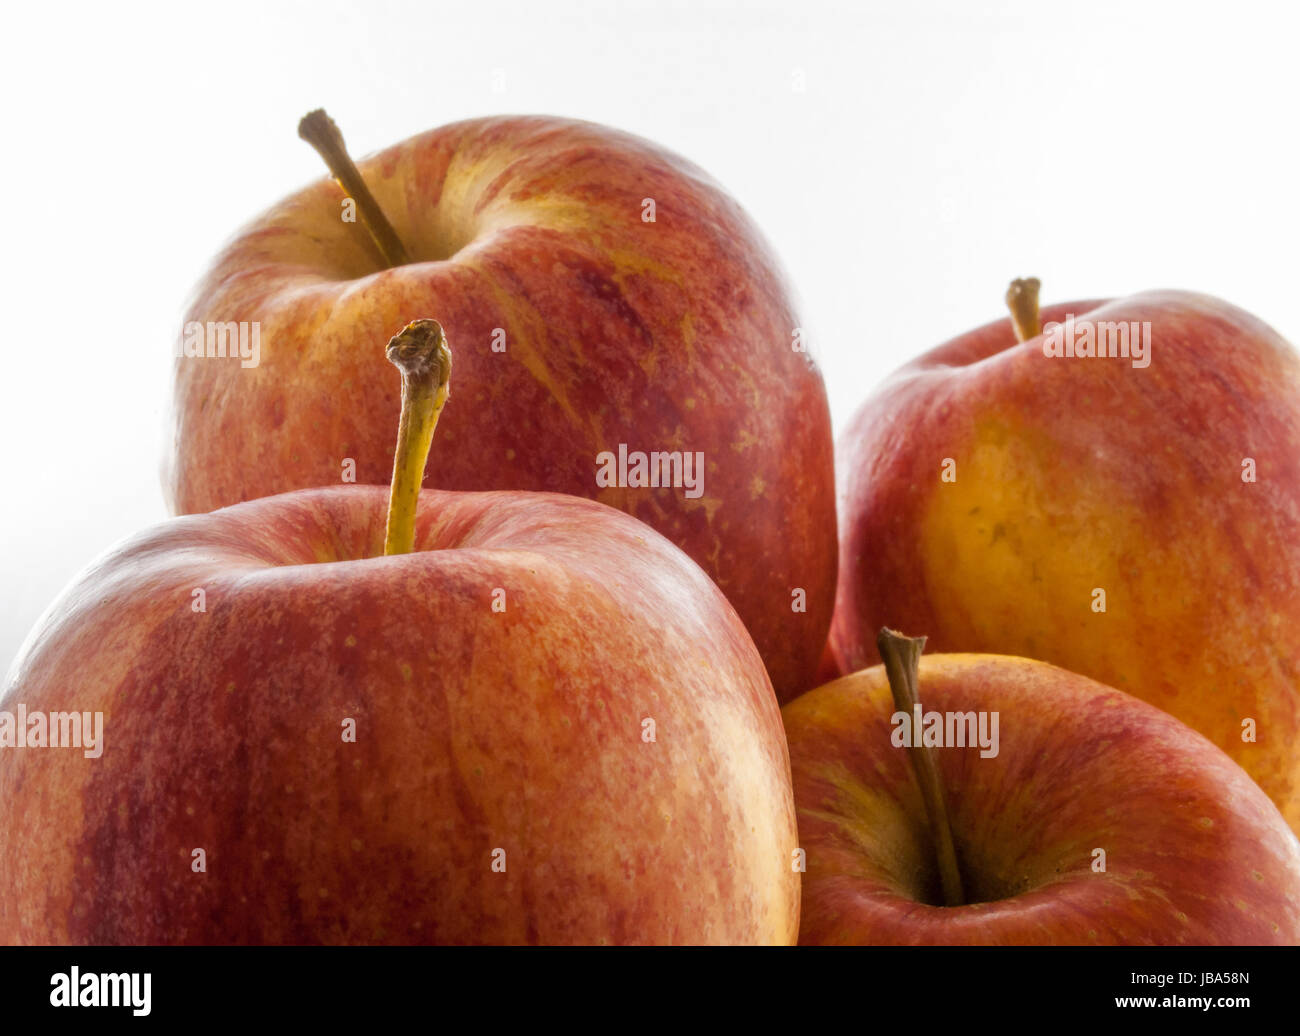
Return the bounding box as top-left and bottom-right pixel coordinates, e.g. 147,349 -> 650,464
0,486 -> 799,945
163,116 -> 836,703
783,653 -> 1300,945
830,292 -> 1300,830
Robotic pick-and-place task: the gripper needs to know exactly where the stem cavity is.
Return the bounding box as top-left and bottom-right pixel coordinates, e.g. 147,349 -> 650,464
298,108 -> 413,268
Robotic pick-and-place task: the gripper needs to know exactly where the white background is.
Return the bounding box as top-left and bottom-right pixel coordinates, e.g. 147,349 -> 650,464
3,0 -> 1298,670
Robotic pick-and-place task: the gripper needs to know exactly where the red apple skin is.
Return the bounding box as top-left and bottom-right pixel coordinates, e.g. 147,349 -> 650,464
784,654 -> 1300,945
830,293 -> 1300,830
163,116 -> 836,703
0,487 -> 799,945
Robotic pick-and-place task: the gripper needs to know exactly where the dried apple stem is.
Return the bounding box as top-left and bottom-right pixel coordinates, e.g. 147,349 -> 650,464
877,627 -> 965,907
383,320 -> 452,556
298,108 -> 412,268
1005,277 -> 1042,342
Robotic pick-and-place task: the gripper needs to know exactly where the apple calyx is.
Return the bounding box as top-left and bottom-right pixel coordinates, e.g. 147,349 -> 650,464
298,108 -> 412,268
383,319 -> 452,556
877,627 -> 966,907
1005,277 -> 1042,342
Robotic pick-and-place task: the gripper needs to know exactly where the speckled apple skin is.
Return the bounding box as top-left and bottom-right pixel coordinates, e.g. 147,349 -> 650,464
785,654 -> 1300,945
830,293 -> 1300,831
163,116 -> 836,704
0,487 -> 799,945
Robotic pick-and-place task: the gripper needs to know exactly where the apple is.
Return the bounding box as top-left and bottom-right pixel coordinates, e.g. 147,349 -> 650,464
785,630 -> 1300,945
162,110 -> 837,703
830,279 -> 1300,830
1,322 -> 800,944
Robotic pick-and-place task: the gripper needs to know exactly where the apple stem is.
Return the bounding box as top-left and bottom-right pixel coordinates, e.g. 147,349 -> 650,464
877,628 -> 966,908
383,320 -> 452,556
1005,277 -> 1042,342
298,108 -> 412,268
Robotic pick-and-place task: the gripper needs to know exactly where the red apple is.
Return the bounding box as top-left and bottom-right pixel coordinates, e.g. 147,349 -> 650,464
163,111 -> 837,702
0,484 -> 800,944
784,635 -> 1300,945
1,323 -> 800,944
830,280 -> 1300,830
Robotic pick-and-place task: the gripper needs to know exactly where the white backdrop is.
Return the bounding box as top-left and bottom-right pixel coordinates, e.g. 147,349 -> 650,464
3,0 -> 1298,669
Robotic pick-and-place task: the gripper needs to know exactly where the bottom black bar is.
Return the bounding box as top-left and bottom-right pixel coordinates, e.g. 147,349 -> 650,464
0,946 -> 1289,1023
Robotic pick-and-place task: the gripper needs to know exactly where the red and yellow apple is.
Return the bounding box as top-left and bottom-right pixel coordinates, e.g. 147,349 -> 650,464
163,112 -> 837,702
0,484 -> 799,944
784,645 -> 1300,944
830,282 -> 1300,829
